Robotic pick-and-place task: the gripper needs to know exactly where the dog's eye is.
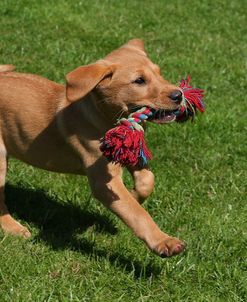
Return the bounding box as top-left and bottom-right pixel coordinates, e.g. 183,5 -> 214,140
133,77 -> 146,85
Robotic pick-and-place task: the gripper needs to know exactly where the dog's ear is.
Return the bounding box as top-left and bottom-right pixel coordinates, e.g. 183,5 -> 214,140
66,60 -> 116,102
125,39 -> 145,52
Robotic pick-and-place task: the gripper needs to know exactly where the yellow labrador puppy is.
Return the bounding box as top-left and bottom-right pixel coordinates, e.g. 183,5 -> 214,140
0,40 -> 185,257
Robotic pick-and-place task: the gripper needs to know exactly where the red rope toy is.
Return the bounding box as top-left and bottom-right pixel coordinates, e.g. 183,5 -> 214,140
100,76 -> 205,167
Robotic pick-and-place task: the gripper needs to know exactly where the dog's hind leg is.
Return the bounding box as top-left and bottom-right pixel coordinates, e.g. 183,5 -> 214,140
0,146 -> 31,238
127,166 -> 154,204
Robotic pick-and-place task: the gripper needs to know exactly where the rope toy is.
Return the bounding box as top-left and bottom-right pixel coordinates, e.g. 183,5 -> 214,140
100,76 -> 205,167
176,75 -> 205,122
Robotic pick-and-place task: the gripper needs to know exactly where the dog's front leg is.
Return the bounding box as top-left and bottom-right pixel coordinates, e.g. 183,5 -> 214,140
127,166 -> 154,204
87,162 -> 185,257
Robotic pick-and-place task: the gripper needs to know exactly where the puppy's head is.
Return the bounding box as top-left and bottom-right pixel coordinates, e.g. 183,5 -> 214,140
66,39 -> 182,123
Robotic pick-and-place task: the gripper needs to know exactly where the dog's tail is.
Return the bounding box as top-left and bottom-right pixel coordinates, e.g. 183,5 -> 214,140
0,64 -> 15,72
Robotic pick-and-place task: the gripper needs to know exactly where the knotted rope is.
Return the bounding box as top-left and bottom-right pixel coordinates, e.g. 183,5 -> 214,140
100,107 -> 153,167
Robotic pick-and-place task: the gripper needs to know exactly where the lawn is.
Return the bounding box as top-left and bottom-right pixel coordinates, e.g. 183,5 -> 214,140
0,0 -> 246,301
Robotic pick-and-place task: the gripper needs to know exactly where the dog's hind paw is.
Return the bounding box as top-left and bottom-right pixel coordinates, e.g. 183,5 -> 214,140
0,214 -> 31,239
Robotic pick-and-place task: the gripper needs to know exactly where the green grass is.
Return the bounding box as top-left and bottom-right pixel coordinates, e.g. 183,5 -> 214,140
0,0 -> 247,301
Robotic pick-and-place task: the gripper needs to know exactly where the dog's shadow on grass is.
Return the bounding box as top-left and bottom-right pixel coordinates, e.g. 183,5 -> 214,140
5,183 -> 162,278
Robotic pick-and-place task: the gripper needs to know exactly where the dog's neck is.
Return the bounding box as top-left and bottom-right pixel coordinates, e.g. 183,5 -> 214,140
60,91 -> 120,139
80,92 -> 125,133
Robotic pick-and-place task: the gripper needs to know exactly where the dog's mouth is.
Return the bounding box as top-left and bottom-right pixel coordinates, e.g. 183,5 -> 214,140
148,108 -> 180,124
127,105 -> 181,124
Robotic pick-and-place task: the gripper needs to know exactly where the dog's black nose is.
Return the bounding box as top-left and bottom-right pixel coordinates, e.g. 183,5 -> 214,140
170,90 -> 183,103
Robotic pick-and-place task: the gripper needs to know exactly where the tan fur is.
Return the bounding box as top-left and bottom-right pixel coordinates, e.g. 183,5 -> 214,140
0,64 -> 15,72
0,40 -> 185,257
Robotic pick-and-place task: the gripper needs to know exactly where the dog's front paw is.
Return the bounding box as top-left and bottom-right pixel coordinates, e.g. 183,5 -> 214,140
154,236 -> 186,258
